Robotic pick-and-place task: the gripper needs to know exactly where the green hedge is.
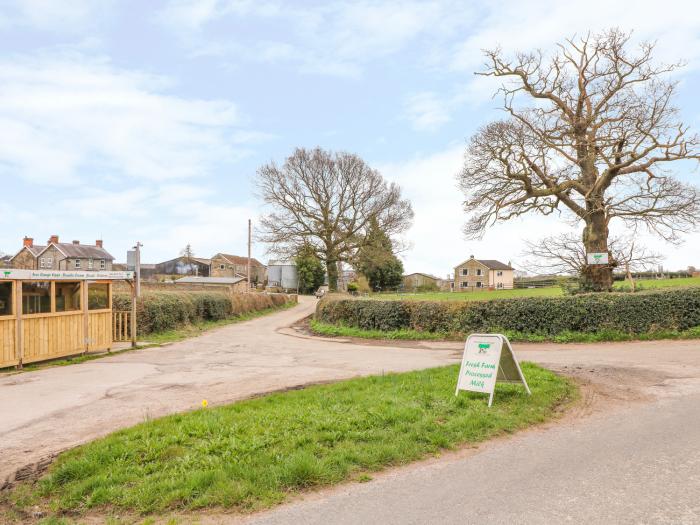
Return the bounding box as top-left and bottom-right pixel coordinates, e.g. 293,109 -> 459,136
113,291 -> 294,336
316,288 -> 700,336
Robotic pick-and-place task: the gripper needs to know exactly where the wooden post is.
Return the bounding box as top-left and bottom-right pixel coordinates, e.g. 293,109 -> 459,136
15,280 -> 23,370
83,280 -> 89,355
129,280 -> 137,348
247,219 -> 252,293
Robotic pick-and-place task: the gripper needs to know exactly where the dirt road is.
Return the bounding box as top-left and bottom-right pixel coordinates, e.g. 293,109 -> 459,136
2,295 -> 699,523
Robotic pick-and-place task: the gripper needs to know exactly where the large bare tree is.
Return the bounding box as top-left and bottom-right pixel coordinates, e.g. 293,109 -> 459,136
459,30 -> 700,291
257,147 -> 413,291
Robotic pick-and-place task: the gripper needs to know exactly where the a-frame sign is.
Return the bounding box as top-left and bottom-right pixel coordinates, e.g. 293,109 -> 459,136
455,333 -> 531,407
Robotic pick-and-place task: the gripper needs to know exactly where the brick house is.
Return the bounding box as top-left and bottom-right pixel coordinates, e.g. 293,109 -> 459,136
10,235 -> 114,271
210,253 -> 266,284
453,256 -> 514,291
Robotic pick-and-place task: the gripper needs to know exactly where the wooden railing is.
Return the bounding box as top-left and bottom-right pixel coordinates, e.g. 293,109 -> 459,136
112,311 -> 132,342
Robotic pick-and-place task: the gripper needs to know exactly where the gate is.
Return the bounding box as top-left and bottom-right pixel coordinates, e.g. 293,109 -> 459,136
112,311 -> 133,342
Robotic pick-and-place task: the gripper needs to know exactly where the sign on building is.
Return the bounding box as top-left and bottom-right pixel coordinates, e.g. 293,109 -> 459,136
586,252 -> 609,265
455,334 -> 531,407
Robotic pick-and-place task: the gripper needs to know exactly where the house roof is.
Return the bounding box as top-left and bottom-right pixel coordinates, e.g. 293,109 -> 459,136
157,256 -> 211,266
40,243 -> 115,261
175,276 -> 245,285
10,244 -> 47,261
454,258 -> 512,271
404,272 -> 441,280
213,253 -> 265,267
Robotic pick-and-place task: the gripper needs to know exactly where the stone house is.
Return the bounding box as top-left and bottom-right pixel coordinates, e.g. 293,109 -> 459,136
11,236 -> 114,271
453,256 -> 514,291
210,253 -> 266,284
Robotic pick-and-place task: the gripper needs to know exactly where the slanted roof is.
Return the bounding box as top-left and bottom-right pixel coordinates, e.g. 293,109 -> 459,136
175,276 -> 245,285
454,257 -> 512,270
213,253 -> 265,267
404,272 -> 440,280
10,244 -> 47,261
44,242 -> 115,261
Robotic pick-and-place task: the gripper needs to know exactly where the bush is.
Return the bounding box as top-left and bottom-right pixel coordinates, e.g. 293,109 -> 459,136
316,287 -> 700,337
113,291 -> 294,336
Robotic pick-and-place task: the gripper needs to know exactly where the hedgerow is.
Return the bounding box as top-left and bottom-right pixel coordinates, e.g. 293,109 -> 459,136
113,291 -> 294,335
316,288 -> 700,336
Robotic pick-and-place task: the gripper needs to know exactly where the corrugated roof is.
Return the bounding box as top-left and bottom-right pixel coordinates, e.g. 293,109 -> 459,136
214,253 -> 265,267
175,276 -> 245,285
50,243 -> 115,260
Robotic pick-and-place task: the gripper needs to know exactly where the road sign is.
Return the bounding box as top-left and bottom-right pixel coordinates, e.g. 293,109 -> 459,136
455,334 -> 531,407
586,252 -> 609,265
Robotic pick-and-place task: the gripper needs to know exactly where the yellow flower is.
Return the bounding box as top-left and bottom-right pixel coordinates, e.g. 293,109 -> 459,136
201,399 -> 208,408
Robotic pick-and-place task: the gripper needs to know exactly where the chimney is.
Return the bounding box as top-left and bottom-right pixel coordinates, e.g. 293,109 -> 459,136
96,239 -> 103,248
73,240 -> 80,245
49,235 -> 59,244
470,254 -> 474,259
23,236 -> 34,248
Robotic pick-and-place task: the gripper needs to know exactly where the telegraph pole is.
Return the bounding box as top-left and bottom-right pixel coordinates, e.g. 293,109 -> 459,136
247,219 -> 252,293
134,242 -> 142,298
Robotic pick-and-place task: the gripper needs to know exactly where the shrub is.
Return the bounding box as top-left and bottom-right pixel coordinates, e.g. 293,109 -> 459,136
113,291 -> 294,335
316,287 -> 700,337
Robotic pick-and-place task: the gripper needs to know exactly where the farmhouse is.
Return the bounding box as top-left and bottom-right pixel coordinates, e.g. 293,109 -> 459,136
10,236 -> 114,271
210,253 -> 266,284
453,256 -> 514,290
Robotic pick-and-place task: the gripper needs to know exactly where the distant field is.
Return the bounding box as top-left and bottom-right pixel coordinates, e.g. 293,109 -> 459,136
372,276 -> 700,302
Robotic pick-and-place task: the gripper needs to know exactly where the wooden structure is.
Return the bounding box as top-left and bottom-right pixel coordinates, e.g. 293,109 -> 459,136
0,269 -> 135,368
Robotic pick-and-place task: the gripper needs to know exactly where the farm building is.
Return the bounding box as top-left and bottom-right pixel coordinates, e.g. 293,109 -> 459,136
210,253 -> 266,284
453,256 -> 514,290
403,273 -> 451,291
10,236 -> 114,271
174,276 -> 248,293
155,256 -> 211,277
267,261 -> 298,291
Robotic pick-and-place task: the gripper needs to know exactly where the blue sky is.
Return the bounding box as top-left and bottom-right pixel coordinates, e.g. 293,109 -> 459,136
1,0 -> 699,275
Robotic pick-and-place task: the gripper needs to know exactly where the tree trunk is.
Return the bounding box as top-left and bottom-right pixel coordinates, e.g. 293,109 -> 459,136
581,208 -> 613,292
326,257 -> 339,292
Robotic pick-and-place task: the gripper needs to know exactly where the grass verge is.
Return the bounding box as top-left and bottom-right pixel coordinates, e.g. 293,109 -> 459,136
310,320 -> 700,343
6,363 -> 575,519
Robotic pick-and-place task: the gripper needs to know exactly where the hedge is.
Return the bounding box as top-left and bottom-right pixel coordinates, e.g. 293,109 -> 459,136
316,288 -> 700,336
113,291 -> 294,336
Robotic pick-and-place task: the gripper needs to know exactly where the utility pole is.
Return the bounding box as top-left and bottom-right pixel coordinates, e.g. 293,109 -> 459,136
247,219 -> 252,293
134,241 -> 142,297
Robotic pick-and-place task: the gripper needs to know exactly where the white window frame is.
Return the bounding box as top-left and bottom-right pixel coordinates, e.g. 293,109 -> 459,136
88,258 -> 94,270
75,259 -> 81,269
460,281 -> 468,288
461,268 -> 469,276
497,271 -> 503,276
39,257 -> 45,268
476,268 -> 482,276
476,281 -> 483,288
497,282 -> 504,289
100,259 -> 106,270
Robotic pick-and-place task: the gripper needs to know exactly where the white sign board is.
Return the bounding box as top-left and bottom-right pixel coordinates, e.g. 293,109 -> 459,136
456,334 -> 531,407
0,269 -> 134,280
586,252 -> 609,265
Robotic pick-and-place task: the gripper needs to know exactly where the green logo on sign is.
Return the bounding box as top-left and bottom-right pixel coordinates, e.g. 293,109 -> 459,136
593,254 -> 603,261
3,271 -> 10,277
478,343 -> 490,353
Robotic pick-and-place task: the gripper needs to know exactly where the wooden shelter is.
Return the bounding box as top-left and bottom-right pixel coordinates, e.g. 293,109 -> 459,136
0,269 -> 135,368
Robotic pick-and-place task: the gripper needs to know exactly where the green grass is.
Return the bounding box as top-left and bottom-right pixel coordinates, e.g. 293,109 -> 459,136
374,277 -> 700,302
310,321 -> 700,343
7,364 -> 575,518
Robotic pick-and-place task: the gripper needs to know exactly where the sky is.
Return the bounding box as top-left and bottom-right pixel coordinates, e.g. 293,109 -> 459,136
1,0 -> 699,276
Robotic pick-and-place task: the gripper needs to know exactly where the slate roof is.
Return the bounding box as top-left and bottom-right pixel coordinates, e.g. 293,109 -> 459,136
214,253 -> 265,267
454,258 -> 512,270
9,244 -> 46,261
47,243 -> 115,261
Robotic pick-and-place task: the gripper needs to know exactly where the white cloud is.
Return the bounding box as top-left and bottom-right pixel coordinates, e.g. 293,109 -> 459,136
403,92 -> 452,131
0,54 -> 254,185
0,0 -> 111,32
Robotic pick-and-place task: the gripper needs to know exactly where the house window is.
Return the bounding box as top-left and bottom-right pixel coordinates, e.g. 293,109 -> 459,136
39,258 -> 45,268
75,259 -> 81,269
461,268 -> 469,276
460,281 -> 468,288
88,258 -> 94,270
55,282 -> 81,312
497,271 -> 503,276
100,259 -> 106,270
476,269 -> 482,276
88,283 -> 109,310
0,282 -> 12,316
22,282 -> 51,314
476,281 -> 483,288
220,264 -> 225,270
497,283 -> 504,289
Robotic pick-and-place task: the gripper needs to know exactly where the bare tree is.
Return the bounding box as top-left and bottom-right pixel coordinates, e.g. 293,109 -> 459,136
257,147 -> 413,291
524,232 -> 663,291
459,30 -> 700,291
180,244 -> 196,275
